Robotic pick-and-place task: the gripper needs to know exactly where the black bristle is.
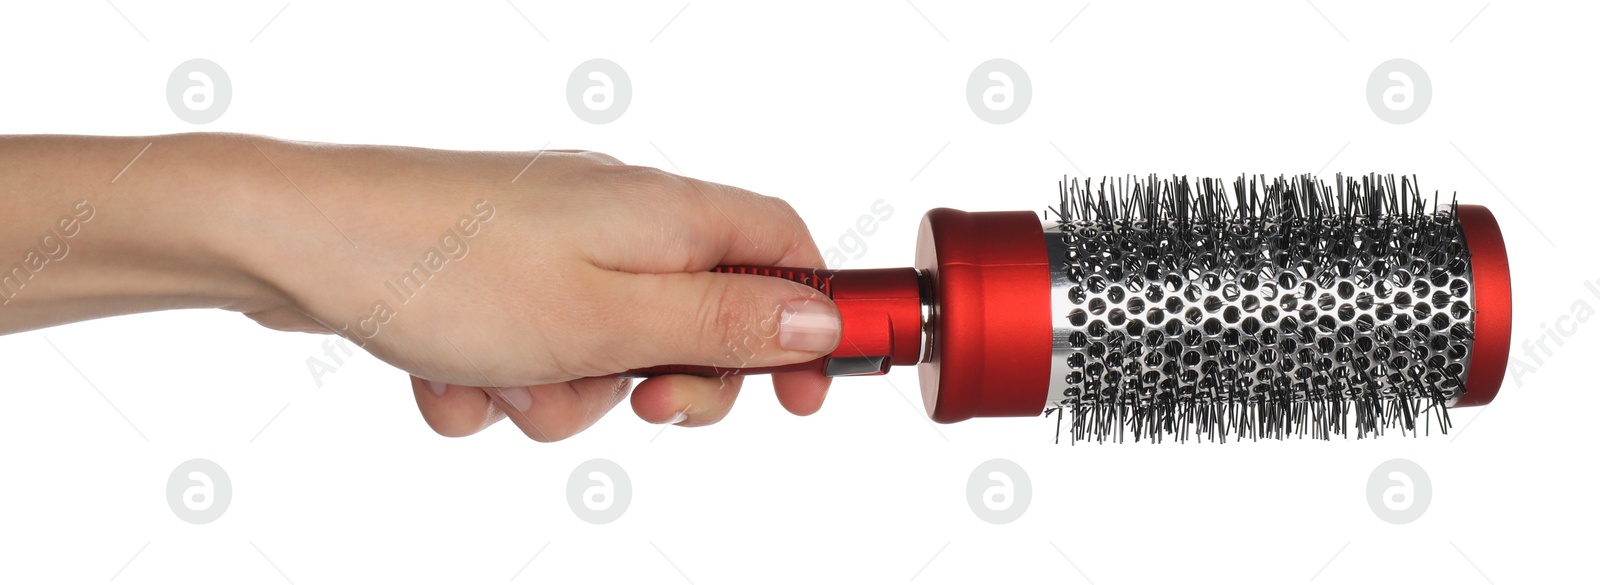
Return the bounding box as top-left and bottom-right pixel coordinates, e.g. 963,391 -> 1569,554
1049,174 -> 1470,443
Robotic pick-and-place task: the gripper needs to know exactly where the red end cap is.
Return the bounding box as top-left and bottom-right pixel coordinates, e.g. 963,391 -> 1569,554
1455,204 -> 1511,407
914,209 -> 1054,423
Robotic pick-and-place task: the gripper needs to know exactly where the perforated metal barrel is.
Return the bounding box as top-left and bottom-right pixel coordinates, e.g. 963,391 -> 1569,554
1035,176 -> 1509,441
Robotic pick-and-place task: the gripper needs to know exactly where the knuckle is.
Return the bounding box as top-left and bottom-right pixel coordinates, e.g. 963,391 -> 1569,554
573,150 -> 624,166
503,407 -> 576,443
598,164 -> 675,191
521,426 -> 566,443
764,194 -> 801,219
768,196 -> 815,237
753,195 -> 820,263
425,417 -> 472,438
419,404 -> 488,438
626,167 -> 703,206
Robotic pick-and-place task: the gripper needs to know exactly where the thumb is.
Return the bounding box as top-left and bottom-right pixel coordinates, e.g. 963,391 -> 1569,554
598,270 -> 841,371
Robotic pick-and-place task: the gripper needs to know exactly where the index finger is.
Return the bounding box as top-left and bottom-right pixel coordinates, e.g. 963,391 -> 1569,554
587,169 -> 826,273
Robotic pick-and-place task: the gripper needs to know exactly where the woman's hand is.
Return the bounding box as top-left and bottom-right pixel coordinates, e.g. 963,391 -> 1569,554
0,134 -> 842,441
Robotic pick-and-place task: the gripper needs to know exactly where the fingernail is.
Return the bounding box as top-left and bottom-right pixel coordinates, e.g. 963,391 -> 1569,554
427,379 -> 447,396
497,386 -> 533,412
779,299 -> 840,353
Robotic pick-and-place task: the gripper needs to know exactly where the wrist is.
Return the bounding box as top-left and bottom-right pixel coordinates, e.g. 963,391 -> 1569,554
152,133 -> 304,312
0,133 -> 287,332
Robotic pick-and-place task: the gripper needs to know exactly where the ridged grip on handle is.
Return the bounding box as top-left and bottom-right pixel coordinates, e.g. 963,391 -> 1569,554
625,266 -> 925,378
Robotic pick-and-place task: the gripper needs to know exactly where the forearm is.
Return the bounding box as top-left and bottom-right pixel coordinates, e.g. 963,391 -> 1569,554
0,134 -> 840,438
0,134 -> 281,334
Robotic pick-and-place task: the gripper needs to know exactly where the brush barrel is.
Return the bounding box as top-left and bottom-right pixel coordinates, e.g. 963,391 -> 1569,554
914,204 -> 1509,426
1039,175 -> 1512,441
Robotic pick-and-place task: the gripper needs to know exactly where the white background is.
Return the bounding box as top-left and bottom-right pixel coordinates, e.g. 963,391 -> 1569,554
1,1 -> 1595,583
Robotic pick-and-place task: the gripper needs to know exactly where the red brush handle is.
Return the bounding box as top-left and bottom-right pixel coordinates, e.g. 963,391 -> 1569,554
624,266 -> 925,378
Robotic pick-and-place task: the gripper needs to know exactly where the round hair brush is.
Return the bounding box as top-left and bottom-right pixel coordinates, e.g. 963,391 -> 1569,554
630,174 -> 1512,442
